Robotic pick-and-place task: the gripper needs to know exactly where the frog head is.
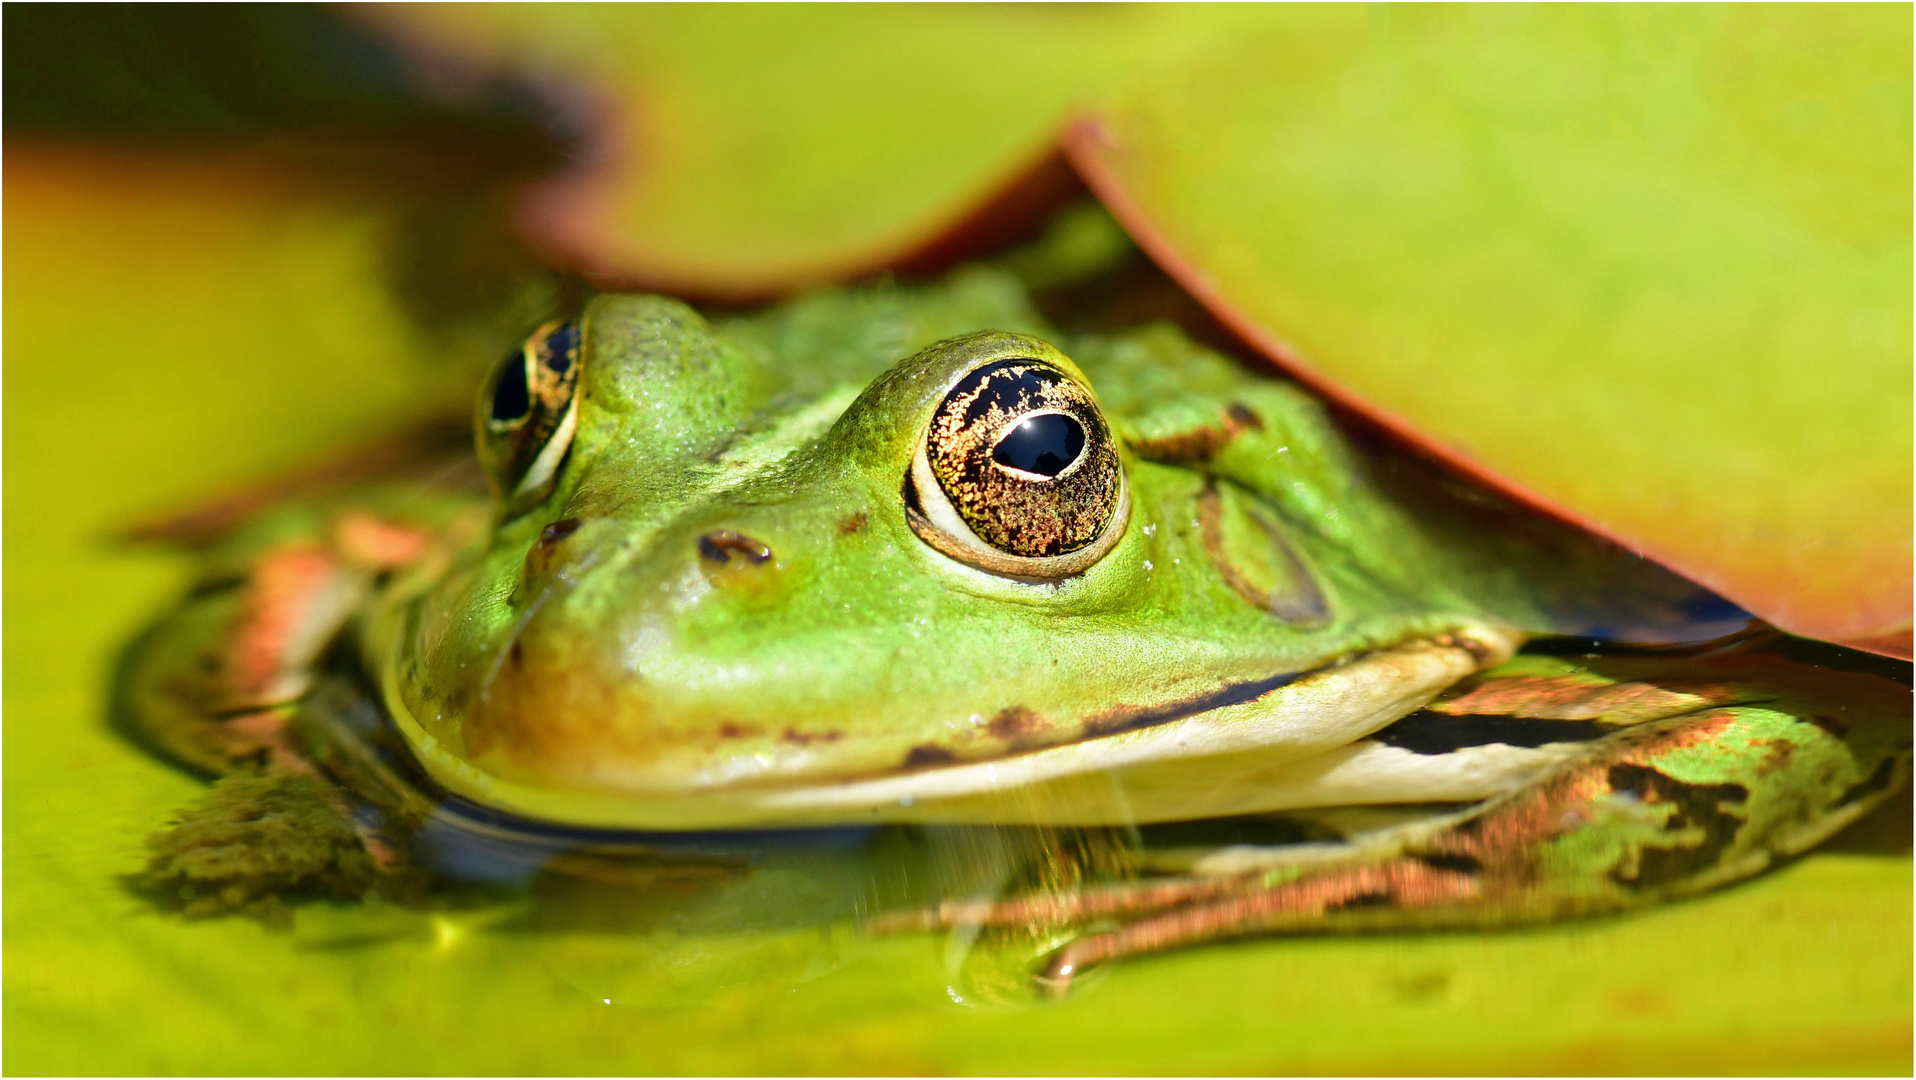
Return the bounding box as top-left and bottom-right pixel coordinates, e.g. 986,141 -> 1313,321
371,294 -> 1512,829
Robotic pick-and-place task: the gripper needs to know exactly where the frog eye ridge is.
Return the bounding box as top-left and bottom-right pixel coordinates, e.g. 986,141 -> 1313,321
906,357 -> 1127,577
477,319 -> 582,504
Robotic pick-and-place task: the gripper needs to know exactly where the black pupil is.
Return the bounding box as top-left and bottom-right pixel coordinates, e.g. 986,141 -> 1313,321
490,353 -> 531,423
541,321 -> 579,376
992,413 -> 1085,477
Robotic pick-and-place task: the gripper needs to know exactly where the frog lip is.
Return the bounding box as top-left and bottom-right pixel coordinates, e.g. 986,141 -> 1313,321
747,627 -> 1521,817
1067,666 -> 1310,741
386,625 -> 1523,831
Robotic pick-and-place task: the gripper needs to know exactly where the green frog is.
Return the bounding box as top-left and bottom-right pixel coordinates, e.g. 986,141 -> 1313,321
121,250 -> 1909,989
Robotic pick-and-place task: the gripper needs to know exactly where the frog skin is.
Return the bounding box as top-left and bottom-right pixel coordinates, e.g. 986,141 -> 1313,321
122,262 -> 1910,982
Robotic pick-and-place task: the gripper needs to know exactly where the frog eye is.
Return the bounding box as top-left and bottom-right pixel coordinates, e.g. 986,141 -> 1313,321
477,319 -> 582,503
905,357 -> 1127,577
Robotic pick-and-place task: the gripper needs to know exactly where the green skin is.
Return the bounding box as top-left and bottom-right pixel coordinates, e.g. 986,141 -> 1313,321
125,263 -> 1909,982
378,273 -> 1535,827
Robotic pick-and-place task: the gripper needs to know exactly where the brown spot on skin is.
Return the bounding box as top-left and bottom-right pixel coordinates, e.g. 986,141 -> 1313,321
988,706 -> 1044,739
1127,402 -> 1263,466
1224,401 -> 1264,431
1754,737 -> 1795,776
903,743 -> 957,769
781,728 -> 842,746
1127,427 -> 1233,466
717,722 -> 756,740
699,530 -> 773,565
509,641 -> 525,667
837,512 -> 869,535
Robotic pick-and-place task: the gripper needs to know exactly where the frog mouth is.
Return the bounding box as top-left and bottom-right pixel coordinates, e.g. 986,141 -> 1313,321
748,624 -> 1524,825
382,623 -> 1525,830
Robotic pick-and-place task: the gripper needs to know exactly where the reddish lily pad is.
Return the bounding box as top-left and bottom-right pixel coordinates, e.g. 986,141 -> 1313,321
361,5 -> 1211,298
1067,5 -> 1911,649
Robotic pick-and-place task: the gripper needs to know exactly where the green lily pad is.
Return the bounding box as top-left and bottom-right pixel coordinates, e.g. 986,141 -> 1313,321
1069,5 -> 1911,648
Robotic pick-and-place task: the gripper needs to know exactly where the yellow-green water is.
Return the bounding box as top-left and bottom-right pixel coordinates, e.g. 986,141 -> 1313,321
6,144 -> 1908,1075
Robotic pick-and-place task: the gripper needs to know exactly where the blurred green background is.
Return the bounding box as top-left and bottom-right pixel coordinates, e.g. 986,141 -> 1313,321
5,6 -> 1908,1073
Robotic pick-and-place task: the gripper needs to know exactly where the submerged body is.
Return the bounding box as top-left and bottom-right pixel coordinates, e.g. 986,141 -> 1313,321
124,261 -> 1910,981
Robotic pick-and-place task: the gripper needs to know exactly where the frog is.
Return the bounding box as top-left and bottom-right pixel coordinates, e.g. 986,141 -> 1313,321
120,244 -> 1910,987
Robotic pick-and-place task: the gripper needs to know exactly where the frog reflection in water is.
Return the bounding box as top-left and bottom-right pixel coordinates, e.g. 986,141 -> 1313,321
125,257 -> 1909,989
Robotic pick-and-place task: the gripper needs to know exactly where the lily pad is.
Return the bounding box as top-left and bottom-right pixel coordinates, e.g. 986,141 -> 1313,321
1069,5 -> 1912,649
359,4 -> 1231,296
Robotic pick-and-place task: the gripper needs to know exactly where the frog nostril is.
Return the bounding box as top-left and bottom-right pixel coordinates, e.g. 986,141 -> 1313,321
698,530 -> 773,566
538,518 -> 582,548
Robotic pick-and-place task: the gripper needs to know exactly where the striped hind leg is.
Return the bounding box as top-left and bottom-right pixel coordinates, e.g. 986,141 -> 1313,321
885,700 -> 1908,992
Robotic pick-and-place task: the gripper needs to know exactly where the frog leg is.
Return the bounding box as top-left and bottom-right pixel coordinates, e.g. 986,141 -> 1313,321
889,695 -> 1909,992
125,511 -> 426,774
141,770 -> 385,924
122,511 -> 434,915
